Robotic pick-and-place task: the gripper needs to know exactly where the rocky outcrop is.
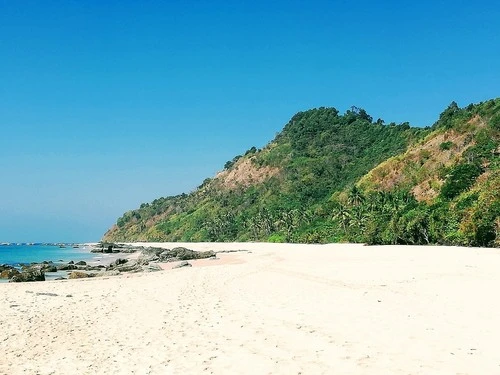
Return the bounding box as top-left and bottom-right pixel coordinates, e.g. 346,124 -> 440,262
86,265 -> 106,271
9,266 -> 45,282
0,264 -> 14,272
158,247 -> 216,262
114,258 -> 128,266
137,247 -> 164,265
108,260 -> 142,273
43,265 -> 58,272
90,242 -> 140,253
56,264 -> 78,271
0,268 -> 20,279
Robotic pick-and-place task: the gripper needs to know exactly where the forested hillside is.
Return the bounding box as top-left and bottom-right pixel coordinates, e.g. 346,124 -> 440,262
103,99 -> 499,247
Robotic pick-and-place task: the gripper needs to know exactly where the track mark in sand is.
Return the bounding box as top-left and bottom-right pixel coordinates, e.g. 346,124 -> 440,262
36,292 -> 59,297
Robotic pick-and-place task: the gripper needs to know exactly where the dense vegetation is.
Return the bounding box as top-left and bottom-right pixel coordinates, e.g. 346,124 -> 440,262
104,99 -> 499,247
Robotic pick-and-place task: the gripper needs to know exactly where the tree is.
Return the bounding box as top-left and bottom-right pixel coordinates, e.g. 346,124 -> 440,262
348,186 -> 365,206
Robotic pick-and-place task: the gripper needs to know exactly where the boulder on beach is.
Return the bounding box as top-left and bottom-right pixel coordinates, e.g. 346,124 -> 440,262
1,268 -> 20,279
75,261 -> 87,266
0,264 -> 12,272
159,247 -> 216,262
57,264 -> 78,271
86,265 -> 105,271
115,258 -> 128,266
112,261 -> 142,273
137,247 -> 164,265
68,271 -> 95,279
9,267 -> 45,282
43,265 -> 58,273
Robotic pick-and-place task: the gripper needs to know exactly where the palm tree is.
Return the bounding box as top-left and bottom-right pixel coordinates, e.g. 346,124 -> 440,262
333,204 -> 351,232
348,186 -> 365,206
276,209 -> 300,242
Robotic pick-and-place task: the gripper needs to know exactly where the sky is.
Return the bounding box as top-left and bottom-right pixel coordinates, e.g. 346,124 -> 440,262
1,0 -> 499,242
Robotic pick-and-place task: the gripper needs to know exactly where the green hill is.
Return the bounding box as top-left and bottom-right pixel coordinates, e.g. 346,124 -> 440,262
103,99 -> 499,247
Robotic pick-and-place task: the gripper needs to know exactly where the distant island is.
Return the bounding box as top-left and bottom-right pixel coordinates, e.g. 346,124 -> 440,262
103,99 -> 499,247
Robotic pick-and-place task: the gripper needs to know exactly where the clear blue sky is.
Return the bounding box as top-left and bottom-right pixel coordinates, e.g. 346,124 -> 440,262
1,0 -> 499,242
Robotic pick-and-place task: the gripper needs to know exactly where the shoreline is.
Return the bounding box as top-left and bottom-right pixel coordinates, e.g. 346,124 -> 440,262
0,243 -> 140,283
2,242 -> 498,283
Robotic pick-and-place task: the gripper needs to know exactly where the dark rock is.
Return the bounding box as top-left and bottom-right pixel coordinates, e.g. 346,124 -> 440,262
22,263 -> 38,271
119,246 -> 143,254
0,264 -> 13,272
86,266 -> 105,271
113,261 -> 142,273
173,261 -> 192,269
57,264 -> 77,271
1,268 -> 20,279
43,265 -> 58,273
68,261 -> 74,264
137,247 -> 164,265
158,247 -> 216,262
55,277 -> 67,280
9,267 -> 45,282
115,258 -> 128,266
75,261 -> 87,266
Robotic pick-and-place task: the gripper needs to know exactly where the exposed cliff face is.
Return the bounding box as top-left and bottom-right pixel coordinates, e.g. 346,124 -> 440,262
215,157 -> 281,190
103,99 -> 499,247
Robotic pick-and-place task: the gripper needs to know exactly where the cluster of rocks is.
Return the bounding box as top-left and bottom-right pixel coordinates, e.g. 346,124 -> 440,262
136,246 -> 216,263
1,246 -> 219,283
96,246 -> 216,275
90,242 -> 138,254
1,264 -> 45,282
1,260 -> 108,282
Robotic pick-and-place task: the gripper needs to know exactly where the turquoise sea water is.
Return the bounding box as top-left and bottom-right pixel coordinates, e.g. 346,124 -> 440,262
0,244 -> 95,266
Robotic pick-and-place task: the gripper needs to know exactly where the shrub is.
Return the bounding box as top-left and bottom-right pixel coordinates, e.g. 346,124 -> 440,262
440,163 -> 482,200
439,141 -> 454,151
268,233 -> 285,243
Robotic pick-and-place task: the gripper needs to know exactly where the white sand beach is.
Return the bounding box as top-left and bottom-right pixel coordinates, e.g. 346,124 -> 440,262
1,243 -> 500,374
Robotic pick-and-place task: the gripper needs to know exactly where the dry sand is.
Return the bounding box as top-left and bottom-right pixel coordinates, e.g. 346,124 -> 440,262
1,243 -> 500,374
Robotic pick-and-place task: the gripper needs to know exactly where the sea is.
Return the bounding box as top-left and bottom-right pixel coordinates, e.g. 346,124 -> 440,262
0,244 -> 98,283
0,244 -> 96,266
